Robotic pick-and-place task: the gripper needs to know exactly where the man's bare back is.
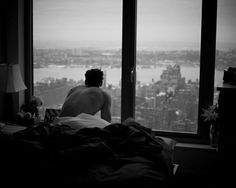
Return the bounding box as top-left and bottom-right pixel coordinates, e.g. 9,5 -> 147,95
59,85 -> 111,122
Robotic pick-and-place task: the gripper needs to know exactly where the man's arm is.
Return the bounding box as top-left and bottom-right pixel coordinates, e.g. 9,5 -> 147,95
101,92 -> 112,123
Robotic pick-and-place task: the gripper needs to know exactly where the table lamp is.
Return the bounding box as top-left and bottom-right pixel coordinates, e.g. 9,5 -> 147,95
0,64 -> 27,122
0,64 -> 27,92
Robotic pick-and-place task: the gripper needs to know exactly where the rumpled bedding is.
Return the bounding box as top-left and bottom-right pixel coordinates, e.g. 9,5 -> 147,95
0,119 -> 175,187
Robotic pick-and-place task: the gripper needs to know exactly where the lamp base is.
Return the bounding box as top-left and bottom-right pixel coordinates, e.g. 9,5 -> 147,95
3,93 -> 18,123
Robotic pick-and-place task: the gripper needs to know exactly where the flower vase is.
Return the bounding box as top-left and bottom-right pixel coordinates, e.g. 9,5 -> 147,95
209,124 -> 219,148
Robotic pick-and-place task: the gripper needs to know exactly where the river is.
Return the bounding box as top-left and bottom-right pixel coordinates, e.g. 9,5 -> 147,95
34,65 -> 224,87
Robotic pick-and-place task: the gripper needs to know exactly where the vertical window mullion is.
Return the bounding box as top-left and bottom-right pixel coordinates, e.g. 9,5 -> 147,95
24,0 -> 33,103
198,0 -> 217,138
121,0 -> 137,122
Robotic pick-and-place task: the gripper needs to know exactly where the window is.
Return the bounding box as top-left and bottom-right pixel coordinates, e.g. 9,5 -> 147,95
28,0 -> 218,142
136,0 -> 202,133
33,0 -> 122,123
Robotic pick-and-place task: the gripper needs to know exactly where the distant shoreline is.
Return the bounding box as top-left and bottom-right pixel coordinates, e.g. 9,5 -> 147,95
34,40 -> 236,51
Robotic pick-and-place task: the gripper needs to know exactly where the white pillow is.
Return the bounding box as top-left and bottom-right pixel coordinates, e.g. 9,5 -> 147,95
77,113 -> 110,128
52,113 -> 110,134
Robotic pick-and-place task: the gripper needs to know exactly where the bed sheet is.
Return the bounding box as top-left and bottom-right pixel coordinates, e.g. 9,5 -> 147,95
1,120 -> 176,187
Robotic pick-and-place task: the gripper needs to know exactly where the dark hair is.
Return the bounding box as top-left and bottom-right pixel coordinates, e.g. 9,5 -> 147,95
85,69 -> 104,87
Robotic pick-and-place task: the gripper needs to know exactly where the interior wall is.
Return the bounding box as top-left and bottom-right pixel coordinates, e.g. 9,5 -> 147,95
0,1 -> 7,120
0,0 -> 26,121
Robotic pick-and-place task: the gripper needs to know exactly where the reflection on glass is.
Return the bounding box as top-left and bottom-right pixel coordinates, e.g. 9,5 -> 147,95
136,0 -> 202,133
33,0 -> 122,123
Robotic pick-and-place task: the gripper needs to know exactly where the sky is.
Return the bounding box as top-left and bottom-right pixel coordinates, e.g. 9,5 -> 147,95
33,0 -> 236,50
217,0 -> 236,45
34,0 -> 122,43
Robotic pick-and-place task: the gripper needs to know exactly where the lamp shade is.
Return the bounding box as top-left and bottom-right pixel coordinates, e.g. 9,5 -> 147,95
0,64 -> 27,93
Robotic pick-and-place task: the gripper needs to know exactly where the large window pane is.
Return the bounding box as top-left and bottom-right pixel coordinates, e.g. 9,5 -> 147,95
33,0 -> 122,122
136,0 -> 202,133
215,0 -> 236,101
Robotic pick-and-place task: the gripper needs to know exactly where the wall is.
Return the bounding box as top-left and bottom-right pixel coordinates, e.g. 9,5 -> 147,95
0,0 -> 26,121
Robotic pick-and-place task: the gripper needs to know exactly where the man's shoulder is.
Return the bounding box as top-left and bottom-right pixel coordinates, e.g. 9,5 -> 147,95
82,86 -> 109,97
68,85 -> 86,95
72,85 -> 86,91
87,87 -> 110,98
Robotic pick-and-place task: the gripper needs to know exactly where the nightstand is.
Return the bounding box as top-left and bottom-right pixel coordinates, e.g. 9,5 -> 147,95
216,83 -> 236,154
216,83 -> 236,185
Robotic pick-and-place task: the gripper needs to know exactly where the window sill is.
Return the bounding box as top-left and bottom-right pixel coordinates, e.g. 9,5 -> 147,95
154,130 -> 210,145
175,142 -> 217,151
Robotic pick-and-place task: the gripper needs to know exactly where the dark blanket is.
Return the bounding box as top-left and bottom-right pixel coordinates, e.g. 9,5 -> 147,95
0,121 -> 174,187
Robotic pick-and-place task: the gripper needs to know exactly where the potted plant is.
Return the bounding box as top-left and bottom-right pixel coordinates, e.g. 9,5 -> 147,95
201,104 -> 219,147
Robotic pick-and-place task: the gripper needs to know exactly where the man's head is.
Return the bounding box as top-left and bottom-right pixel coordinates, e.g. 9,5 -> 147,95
85,69 -> 104,87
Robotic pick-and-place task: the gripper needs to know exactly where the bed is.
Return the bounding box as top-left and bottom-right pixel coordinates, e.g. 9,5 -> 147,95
0,116 -> 177,187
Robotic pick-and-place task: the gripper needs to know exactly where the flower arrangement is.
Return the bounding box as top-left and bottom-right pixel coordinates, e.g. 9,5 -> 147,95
202,103 -> 219,147
201,104 -> 219,124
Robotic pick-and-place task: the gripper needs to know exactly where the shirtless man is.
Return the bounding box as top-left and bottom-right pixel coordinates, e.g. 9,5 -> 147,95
59,69 -> 111,122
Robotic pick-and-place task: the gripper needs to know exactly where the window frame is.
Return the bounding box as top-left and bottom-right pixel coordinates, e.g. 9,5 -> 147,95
121,0 -> 218,144
121,0 -> 137,122
25,0 -> 218,144
24,0 -> 33,103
